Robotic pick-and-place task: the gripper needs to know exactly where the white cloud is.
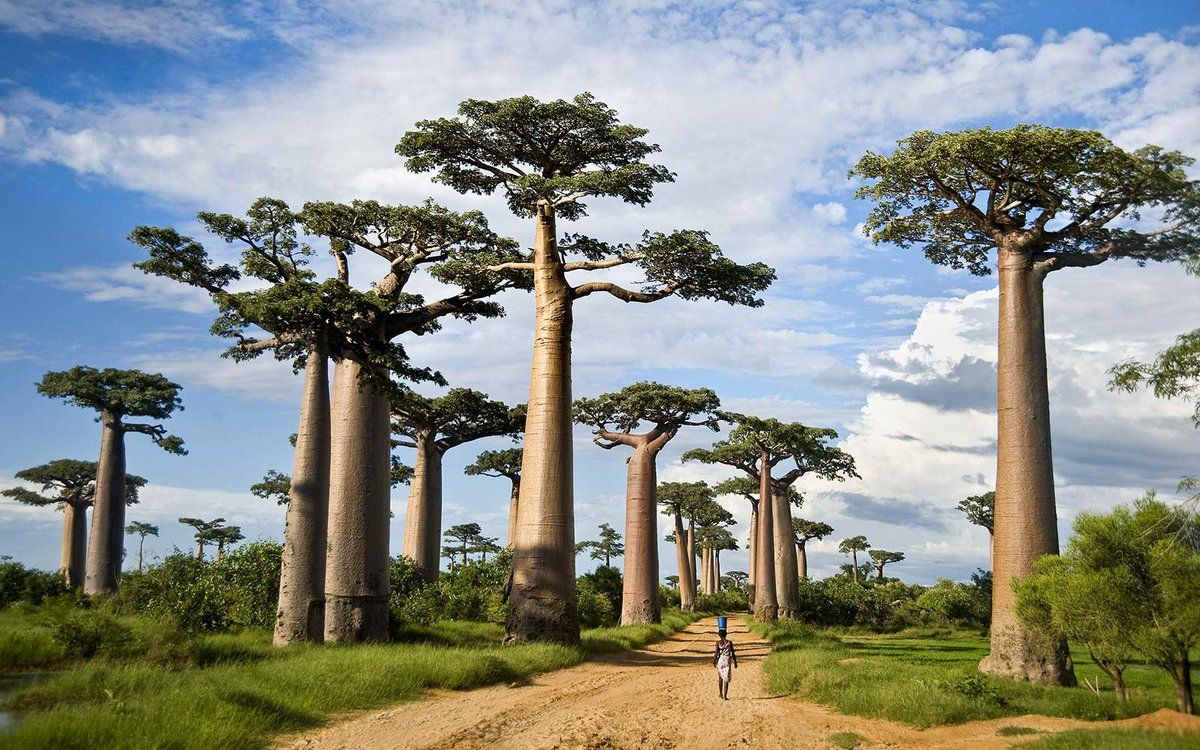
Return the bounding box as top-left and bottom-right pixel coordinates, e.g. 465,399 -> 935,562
36,265 -> 215,314
0,0 -> 250,52
811,201 -> 847,224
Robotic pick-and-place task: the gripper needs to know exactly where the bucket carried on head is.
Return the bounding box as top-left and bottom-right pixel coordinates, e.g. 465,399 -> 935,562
717,616 -> 728,631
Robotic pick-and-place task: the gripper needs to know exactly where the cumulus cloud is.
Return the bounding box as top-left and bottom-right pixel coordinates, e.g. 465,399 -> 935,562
0,0 -> 250,52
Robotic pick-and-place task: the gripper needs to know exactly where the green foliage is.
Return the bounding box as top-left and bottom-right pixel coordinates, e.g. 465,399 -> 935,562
793,517 -> 834,544
397,92 -> 674,220
1110,328 -> 1200,427
576,524 -> 624,566
250,469 -> 291,505
851,125 -> 1200,275
392,387 -> 523,451
1018,728 -> 1200,749
658,480 -> 716,518
1015,492 -> 1200,710
388,551 -> 511,627
3,459 -> 146,509
791,575 -> 990,629
827,731 -> 866,749
576,566 -> 622,627
464,447 -> 522,479
574,380 -> 721,436
113,543 -> 281,632
124,521 -> 158,539
50,611 -> 133,659
957,491 -> 995,533
694,587 -> 747,613
36,367 -> 187,453
0,561 -> 68,609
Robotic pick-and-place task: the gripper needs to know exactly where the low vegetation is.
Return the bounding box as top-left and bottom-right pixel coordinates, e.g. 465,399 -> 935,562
757,620 -> 1193,728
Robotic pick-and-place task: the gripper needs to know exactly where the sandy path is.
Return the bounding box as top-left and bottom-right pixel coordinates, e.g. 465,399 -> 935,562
278,617 -> 1200,750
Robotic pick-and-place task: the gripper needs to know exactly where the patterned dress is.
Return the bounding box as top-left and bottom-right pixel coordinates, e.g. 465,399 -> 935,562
714,639 -> 736,681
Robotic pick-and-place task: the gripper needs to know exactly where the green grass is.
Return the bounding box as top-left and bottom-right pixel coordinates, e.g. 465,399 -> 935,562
826,730 -> 866,748
1018,728 -> 1200,749
756,620 -> 1195,729
0,609 -> 704,749
997,725 -> 1042,736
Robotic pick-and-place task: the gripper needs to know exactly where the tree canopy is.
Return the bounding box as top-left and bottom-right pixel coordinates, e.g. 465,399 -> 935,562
713,475 -> 802,508
851,125 -> 1200,275
37,367 -> 186,454
957,491 -> 995,534
576,523 -> 625,566
658,481 -> 715,518
792,517 -> 834,545
391,388 -> 524,451
574,382 -> 720,448
683,413 -> 858,487
125,521 -> 159,538
839,536 -> 870,554
464,448 -> 523,480
3,459 -> 146,507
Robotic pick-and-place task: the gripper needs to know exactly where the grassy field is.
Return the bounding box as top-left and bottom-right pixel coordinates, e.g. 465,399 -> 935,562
0,608 -> 704,750
757,620 -> 1195,729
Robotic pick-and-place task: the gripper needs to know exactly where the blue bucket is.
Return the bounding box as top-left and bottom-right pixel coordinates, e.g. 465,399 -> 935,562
717,616 -> 728,631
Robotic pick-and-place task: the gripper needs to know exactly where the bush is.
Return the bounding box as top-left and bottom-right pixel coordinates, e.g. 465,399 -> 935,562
694,587 -> 747,612
0,561 -> 69,609
388,551 -> 511,628
792,574 -> 990,629
576,577 -> 616,628
50,610 -> 133,658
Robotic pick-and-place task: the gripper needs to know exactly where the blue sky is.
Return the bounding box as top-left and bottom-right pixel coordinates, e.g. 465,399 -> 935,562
1,0 -> 1197,584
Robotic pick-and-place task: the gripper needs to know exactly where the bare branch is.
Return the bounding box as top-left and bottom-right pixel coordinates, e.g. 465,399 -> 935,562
562,255 -> 643,272
572,280 -> 683,302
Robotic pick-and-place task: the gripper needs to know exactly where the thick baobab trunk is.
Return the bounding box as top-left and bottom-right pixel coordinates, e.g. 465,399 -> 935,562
875,563 -> 885,581
773,487 -> 800,619
506,204 -> 580,645
401,434 -> 444,582
324,357 -> 393,643
274,347 -> 331,645
980,248 -> 1075,686
620,443 -> 660,624
84,414 -> 126,595
698,545 -> 709,595
746,507 -> 757,609
796,541 -> 808,581
61,502 -> 87,588
753,456 -> 778,622
673,513 -> 695,612
851,550 -> 860,584
506,479 -> 520,547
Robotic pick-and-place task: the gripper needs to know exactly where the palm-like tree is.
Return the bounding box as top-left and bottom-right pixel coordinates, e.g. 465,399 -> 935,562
838,536 -> 870,584
124,521 -> 159,573
179,517 -> 225,560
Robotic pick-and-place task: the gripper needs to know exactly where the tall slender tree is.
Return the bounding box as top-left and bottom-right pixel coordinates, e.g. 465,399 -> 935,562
853,126 -> 1198,685
658,481 -> 711,611
791,517 -> 834,581
38,367 -> 185,594
124,521 -> 158,574
685,414 -> 858,620
398,93 -> 774,644
464,448 -> 523,546
393,388 -> 523,581
443,523 -> 483,567
714,475 -> 801,604
179,517 -> 225,560
300,199 -> 528,643
576,523 -> 624,568
838,536 -> 870,584
574,382 -> 720,624
869,549 -> 905,580
2,460 -> 145,587
692,500 -> 735,595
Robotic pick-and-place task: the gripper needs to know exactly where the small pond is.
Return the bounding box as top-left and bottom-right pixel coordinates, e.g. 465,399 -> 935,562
0,673 -> 51,733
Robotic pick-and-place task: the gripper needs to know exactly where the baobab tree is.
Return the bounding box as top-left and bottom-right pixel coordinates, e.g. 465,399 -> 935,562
444,523 -> 483,567
2,460 -> 145,587
693,501 -> 736,596
658,481 -> 711,611
838,536 -> 870,584
471,536 -> 503,563
714,475 -> 801,605
300,199 -> 528,643
575,382 -> 721,624
702,527 -> 738,594
179,517 -> 226,560
853,126 -> 1198,685
398,93 -> 775,644
576,523 -> 624,568
464,448 -> 523,545
393,388 -> 523,580
869,549 -> 905,580
38,367 -> 185,595
124,521 -> 158,574
726,570 -> 749,591
211,525 -> 244,563
792,517 -> 834,581
685,414 -> 858,620
958,490 -> 996,565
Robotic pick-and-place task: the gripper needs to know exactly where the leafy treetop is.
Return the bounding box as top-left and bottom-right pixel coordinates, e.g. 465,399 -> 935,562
37,367 -> 186,454
397,92 -> 674,221
576,522 -> 625,564
792,517 -> 834,545
838,535 -> 871,554
464,447 -> 523,481
713,475 -> 802,509
391,388 -> 524,452
658,481 -> 715,518
852,125 -> 1200,276
957,490 -> 995,534
683,413 -> 858,487
869,549 -> 906,566
125,521 -> 159,538
574,381 -> 720,450
3,459 -> 146,508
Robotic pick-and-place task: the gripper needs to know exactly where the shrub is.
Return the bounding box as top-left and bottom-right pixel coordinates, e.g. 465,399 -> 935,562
576,576 -> 616,628
0,561 -> 69,609
50,610 -> 133,659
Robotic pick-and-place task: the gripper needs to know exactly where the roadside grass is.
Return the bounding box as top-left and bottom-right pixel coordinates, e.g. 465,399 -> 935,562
756,620 -> 1195,728
826,730 -> 866,748
0,608 -> 706,750
1018,728 -> 1200,749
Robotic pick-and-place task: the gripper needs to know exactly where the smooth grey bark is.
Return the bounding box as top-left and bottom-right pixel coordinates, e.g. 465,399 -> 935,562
673,512 -> 695,612
274,347 -> 331,645
772,487 -> 799,619
324,357 -> 392,643
796,541 -> 808,581
84,413 -> 126,595
753,455 -> 778,621
401,434 -> 444,582
620,442 -> 661,624
61,502 -> 87,588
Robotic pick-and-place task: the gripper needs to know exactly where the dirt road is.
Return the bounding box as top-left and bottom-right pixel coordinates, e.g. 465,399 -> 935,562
278,616 -> 1199,749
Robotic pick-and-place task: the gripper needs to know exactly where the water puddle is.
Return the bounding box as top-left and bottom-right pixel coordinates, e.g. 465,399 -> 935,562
0,673 -> 50,733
